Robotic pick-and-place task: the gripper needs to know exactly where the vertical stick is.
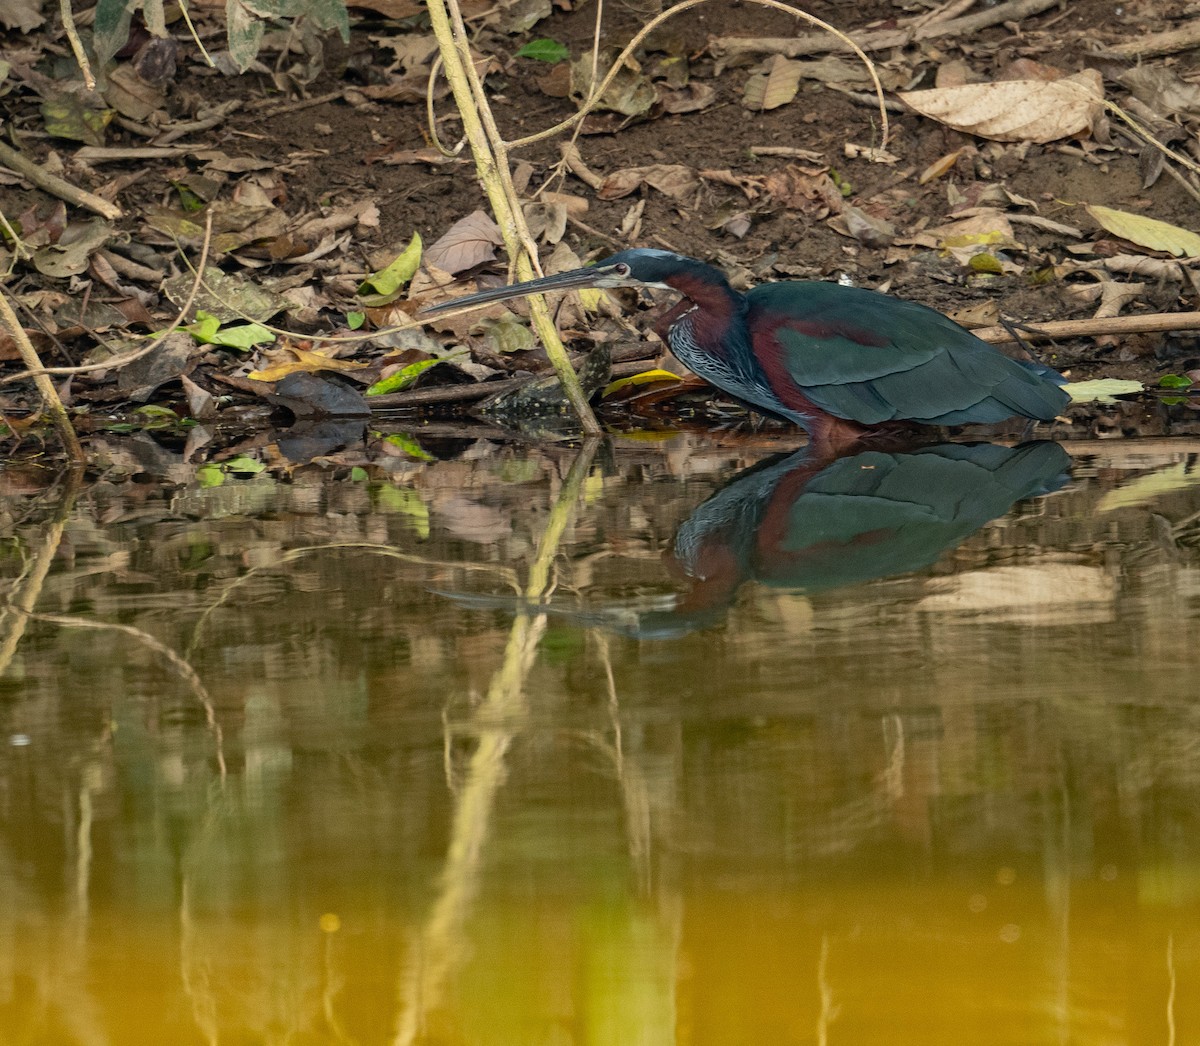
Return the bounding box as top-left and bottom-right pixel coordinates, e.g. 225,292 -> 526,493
0,288 -> 85,465
425,0 -> 602,435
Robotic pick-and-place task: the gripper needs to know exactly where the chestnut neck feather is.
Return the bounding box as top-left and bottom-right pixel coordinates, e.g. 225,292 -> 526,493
660,266 -> 748,361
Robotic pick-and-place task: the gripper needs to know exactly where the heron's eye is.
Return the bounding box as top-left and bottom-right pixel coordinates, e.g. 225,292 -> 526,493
614,263 -> 631,277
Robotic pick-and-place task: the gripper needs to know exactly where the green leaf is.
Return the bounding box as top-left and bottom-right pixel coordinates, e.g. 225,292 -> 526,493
186,312 -> 221,342
1098,460 -> 1200,513
366,357 -> 444,396
382,432 -> 436,461
40,95 -> 113,146
223,455 -> 266,474
516,38 -> 569,62
170,180 -> 207,213
482,314 -> 535,354
968,253 -> 1004,274
197,464 -> 225,488
1159,374 -> 1193,389
373,484 -> 430,537
346,311 -> 366,330
133,404 -> 178,429
93,0 -> 136,67
350,466 -> 368,481
358,232 -> 422,305
186,310 -> 274,350
227,0 -> 267,72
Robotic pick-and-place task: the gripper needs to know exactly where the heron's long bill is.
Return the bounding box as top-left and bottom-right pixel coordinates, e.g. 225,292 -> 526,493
418,265 -> 606,317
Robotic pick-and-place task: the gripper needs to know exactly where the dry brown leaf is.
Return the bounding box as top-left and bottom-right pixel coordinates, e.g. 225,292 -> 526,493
597,164 -> 700,201
935,60 -> 980,89
834,205 -> 895,247
761,168 -> 842,216
742,55 -> 803,111
659,83 -> 717,114
356,78 -> 429,104
571,52 -> 657,118
424,210 -> 504,274
918,148 -> 967,184
412,264 -> 508,336
104,64 -> 166,122
1119,66 -> 1200,119
181,374 -> 217,421
618,199 -> 645,240
541,192 -> 588,218
700,169 -> 763,200
899,209 -> 1018,251
898,69 -> 1103,143
996,58 -> 1065,82
499,0 -> 551,33
523,200 -> 568,244
0,0 -> 44,31
537,63 -> 572,99
378,148 -> 462,166
795,55 -> 879,86
843,143 -> 900,164
368,32 -> 438,72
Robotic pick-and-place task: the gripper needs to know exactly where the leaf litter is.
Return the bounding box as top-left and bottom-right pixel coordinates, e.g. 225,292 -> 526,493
4,0 -> 1200,470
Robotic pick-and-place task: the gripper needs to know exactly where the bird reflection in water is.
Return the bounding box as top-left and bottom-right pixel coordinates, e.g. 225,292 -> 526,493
638,439 -> 1071,636
438,441 -> 1071,637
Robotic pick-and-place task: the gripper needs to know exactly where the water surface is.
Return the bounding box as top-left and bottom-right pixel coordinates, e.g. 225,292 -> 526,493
2,433 -> 1199,1044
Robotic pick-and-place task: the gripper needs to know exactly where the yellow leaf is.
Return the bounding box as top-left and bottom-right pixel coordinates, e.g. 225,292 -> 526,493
944,233 -> 1009,252
1097,461 -> 1200,513
249,347 -> 371,382
918,148 -> 966,185
577,287 -> 612,312
1085,204 -> 1200,257
1065,378 -> 1144,403
602,368 -> 682,398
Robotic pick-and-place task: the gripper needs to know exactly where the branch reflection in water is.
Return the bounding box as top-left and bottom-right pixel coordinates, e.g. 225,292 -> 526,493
393,439 -> 600,1044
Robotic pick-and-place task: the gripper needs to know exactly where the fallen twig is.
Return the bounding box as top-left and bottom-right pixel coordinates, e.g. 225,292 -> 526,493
153,100 -> 242,145
74,146 -> 194,162
974,311 -> 1200,344
0,140 -> 122,220
709,0 -> 1059,62
250,89 -> 347,118
1096,18 -> 1200,58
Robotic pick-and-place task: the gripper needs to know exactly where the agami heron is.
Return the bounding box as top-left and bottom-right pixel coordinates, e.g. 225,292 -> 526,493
419,249 -> 1069,445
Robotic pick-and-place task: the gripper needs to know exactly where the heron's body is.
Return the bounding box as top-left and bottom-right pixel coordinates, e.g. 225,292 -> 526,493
420,248 -> 1069,446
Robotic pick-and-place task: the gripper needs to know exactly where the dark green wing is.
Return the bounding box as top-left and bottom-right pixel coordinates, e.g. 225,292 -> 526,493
747,282 -> 1068,425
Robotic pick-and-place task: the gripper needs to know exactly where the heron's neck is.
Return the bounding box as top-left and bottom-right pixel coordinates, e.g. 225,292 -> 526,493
661,266 -> 748,359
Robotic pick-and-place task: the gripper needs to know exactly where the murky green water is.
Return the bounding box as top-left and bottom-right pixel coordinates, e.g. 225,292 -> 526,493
2,432 -> 1199,1044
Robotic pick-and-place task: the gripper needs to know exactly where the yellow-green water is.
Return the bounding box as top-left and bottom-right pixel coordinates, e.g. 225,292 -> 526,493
2,433 -> 1198,1044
